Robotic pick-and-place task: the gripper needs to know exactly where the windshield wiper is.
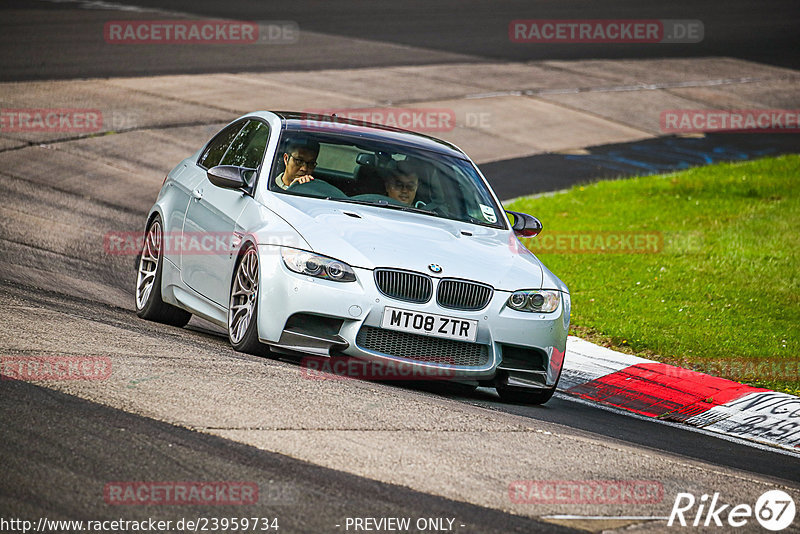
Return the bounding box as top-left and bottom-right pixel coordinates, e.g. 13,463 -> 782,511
330,198 -> 384,206
332,198 -> 435,215
393,204 -> 437,215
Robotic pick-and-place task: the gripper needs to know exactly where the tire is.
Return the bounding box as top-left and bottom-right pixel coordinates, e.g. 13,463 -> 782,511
228,245 -> 270,356
135,215 -> 192,327
496,385 -> 556,405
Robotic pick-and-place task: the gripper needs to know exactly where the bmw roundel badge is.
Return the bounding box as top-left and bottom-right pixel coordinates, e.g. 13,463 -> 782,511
428,264 -> 442,273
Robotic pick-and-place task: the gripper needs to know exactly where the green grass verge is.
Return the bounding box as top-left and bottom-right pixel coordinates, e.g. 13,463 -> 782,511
506,154 -> 799,395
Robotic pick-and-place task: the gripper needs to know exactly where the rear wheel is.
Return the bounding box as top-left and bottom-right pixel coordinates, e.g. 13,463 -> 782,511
228,245 -> 270,356
135,216 -> 191,327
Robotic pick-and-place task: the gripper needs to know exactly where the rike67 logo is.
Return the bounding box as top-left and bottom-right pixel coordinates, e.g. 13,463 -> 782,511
668,490 -> 796,531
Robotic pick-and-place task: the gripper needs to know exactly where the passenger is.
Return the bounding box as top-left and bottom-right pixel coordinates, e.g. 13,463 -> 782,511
276,139 -> 320,190
383,159 -> 420,205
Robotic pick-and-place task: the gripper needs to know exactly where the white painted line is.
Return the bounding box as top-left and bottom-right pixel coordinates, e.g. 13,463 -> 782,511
40,0 -> 191,16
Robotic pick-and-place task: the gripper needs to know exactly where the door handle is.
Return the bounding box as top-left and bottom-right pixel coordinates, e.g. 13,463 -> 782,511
192,189 -> 203,200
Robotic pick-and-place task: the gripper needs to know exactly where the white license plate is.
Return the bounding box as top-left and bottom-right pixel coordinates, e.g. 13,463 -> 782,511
380,307 -> 478,342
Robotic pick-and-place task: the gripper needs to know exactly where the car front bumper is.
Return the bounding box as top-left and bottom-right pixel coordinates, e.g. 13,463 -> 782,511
256,246 -> 569,388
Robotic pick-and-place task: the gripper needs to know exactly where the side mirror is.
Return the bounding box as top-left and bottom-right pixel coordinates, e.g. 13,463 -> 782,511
207,165 -> 255,190
506,211 -> 542,238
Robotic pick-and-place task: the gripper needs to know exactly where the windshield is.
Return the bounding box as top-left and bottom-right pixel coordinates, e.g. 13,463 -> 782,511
269,129 -> 506,229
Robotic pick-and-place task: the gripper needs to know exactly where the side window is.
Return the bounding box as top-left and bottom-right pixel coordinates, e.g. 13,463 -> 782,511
198,121 -> 246,169
220,120 -> 270,169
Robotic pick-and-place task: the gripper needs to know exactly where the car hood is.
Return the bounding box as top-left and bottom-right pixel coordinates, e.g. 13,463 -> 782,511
267,195 -> 544,291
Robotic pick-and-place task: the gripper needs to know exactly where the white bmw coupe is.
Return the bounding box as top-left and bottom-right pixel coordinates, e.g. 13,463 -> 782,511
135,111 -> 570,404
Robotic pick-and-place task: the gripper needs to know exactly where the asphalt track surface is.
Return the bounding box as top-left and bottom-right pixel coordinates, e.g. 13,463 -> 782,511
2,379 -> 577,534
1,279 -> 798,531
2,1 -> 800,533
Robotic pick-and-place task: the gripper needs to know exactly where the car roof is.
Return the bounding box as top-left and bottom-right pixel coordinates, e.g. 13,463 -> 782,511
270,111 -> 468,159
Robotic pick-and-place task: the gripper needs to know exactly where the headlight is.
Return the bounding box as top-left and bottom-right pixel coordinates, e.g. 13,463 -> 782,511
280,248 -> 356,282
506,290 -> 560,313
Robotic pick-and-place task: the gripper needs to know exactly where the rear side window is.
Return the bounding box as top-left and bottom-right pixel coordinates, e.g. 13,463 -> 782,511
220,120 -> 270,169
198,121 -> 245,169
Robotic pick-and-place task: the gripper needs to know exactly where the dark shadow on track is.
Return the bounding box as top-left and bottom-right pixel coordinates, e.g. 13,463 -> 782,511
1,0 -> 798,80
481,133 -> 800,200
0,379 -> 578,533
70,0 -> 800,69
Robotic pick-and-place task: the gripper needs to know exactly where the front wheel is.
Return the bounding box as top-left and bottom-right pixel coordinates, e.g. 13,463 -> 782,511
135,216 -> 191,327
228,245 -> 270,356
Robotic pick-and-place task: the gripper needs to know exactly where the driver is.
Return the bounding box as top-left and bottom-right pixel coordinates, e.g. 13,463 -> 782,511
276,138 -> 320,190
383,159 -> 420,205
